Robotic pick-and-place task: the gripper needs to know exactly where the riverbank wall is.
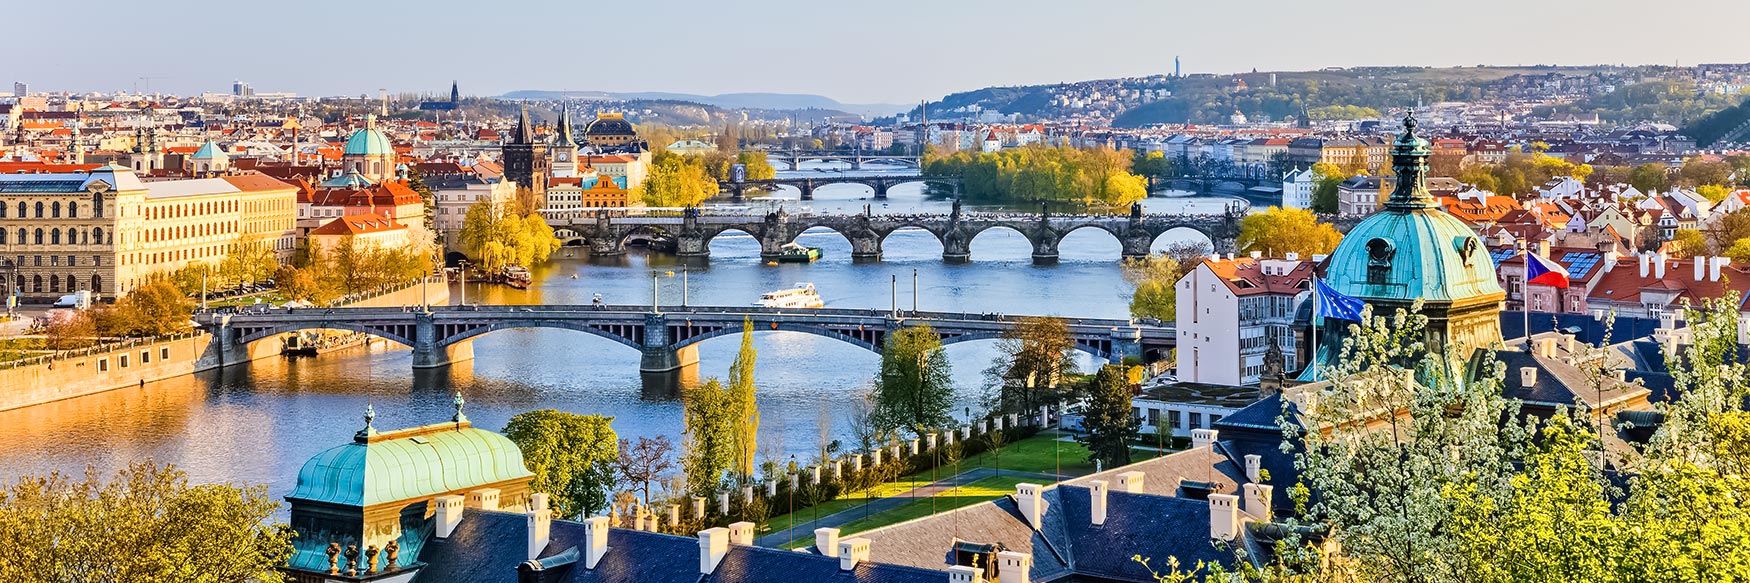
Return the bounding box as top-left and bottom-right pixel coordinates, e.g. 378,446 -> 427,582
0,280 -> 450,412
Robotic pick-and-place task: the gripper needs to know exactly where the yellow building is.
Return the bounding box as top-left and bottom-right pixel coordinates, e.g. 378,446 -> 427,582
0,165 -> 297,300
579,174 -> 635,208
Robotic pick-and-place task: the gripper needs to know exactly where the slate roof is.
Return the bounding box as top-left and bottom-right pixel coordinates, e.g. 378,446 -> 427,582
413,510 -> 946,583
1487,348 -> 1651,412
857,493 -> 1073,581
1056,486 -> 1234,581
1065,444 -> 1247,498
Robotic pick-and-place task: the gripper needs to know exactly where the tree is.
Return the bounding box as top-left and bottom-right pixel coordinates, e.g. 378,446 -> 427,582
458,201 -> 560,274
736,151 -> 777,181
636,151 -> 717,207
1073,365 -> 1141,469
405,165 -> 438,234
1122,242 -> 1207,322
872,325 -> 955,436
727,318 -> 760,484
1678,158 -> 1733,189
1309,163 -> 1346,214
1697,184 -> 1731,204
1236,206 -> 1342,258
682,379 -> 737,497
1670,228 -> 1710,258
1707,209 -> 1750,253
615,435 -> 675,506
218,233 -> 278,289
503,410 -> 620,519
120,281 -> 194,337
0,461 -> 292,583
983,316 -> 1079,415
1631,163 -> 1671,193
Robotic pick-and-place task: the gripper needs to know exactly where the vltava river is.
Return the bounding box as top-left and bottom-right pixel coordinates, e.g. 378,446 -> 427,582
0,166 -> 1243,503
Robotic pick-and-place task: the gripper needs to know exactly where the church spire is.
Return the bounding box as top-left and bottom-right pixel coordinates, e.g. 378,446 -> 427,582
513,107 -> 536,145
1384,110 -> 1436,211
553,105 -> 574,146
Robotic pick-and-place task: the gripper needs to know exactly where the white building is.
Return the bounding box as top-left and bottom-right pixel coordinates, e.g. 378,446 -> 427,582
1175,253 -> 1317,386
1281,167 -> 1315,210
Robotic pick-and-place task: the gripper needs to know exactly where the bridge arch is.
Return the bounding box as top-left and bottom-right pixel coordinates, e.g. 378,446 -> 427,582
1149,226 -> 1217,255
435,321 -> 643,350
235,322 -> 416,349
672,323 -> 881,353
966,224 -> 1037,259
615,225 -> 676,250
1055,223 -> 1125,259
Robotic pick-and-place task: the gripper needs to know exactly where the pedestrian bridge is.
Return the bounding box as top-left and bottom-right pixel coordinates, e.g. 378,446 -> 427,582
196,305 -> 1173,372
542,203 -> 1243,264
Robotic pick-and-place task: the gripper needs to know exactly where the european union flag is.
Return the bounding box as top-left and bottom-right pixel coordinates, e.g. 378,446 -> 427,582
1314,277 -> 1367,323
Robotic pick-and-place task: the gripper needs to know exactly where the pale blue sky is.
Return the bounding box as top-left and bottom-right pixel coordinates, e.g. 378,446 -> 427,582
14,0 -> 1749,104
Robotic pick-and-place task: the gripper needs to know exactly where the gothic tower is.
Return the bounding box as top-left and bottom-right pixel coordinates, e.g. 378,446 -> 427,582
549,105 -> 579,178
501,107 -> 548,205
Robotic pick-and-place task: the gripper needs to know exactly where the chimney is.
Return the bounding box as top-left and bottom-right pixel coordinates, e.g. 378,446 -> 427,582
1612,369 -> 1627,382
1285,252 -> 1300,261
1191,428 -> 1219,449
1712,257 -> 1729,282
434,494 -> 464,539
1604,247 -> 1618,272
1537,338 -> 1558,359
815,527 -> 841,557
1536,239 -> 1550,258
727,521 -> 755,546
1521,366 -> 1539,386
1115,471 -> 1145,494
1243,483 -> 1274,522
949,565 -> 985,583
1695,256 -> 1705,281
1015,483 -> 1048,530
698,527 -> 730,574
996,550 -> 1032,583
1655,252 -> 1667,279
839,537 -> 872,571
1209,494 -> 1241,541
1089,480 -> 1110,526
1249,250 -> 1262,259
582,516 -> 609,569
465,488 -> 500,511
1639,253 -> 1650,277
1244,454 -> 1262,483
527,493 -> 552,560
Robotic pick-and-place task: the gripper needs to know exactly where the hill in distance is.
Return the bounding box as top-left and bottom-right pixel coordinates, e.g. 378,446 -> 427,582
499,90 -> 907,118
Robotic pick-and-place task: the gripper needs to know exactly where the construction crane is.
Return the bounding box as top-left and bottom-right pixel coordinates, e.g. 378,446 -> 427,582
134,76 -> 169,95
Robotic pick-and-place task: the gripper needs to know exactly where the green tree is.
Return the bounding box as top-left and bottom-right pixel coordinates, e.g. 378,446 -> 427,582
1309,162 -> 1346,214
1697,184 -> 1731,204
1630,163 -> 1670,193
1726,238 -> 1750,263
1670,228 -> 1710,258
1073,365 -> 1140,469
736,151 -> 777,181
727,318 -> 760,484
0,461 -> 293,583
458,201 -> 560,274
636,151 -> 718,207
873,325 -> 955,436
1122,243 -> 1206,322
983,316 -> 1079,415
503,409 -> 620,519
682,379 -> 737,497
1236,206 -> 1342,258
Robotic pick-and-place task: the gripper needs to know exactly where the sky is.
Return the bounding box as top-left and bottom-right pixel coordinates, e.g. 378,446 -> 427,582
12,0 -> 1750,105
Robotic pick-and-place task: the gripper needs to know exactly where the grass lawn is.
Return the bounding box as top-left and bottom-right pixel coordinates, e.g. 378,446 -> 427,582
763,430 -> 1160,536
779,475 -> 1035,548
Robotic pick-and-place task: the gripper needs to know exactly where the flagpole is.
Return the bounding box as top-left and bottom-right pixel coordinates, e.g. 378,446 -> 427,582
1522,248 -> 1531,351
1311,276 -> 1321,380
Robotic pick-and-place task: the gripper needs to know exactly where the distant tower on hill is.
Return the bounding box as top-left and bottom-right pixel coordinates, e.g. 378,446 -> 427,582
450,81 -> 459,106
1174,56 -> 1181,78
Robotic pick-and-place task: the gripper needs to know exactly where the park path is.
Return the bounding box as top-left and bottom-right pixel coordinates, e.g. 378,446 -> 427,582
754,466 -> 1067,547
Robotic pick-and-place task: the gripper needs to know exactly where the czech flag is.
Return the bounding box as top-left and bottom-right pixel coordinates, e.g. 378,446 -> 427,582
1525,252 -> 1570,289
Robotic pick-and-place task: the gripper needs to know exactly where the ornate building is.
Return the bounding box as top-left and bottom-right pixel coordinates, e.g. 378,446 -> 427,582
582,113 -> 639,148
548,106 -> 579,178
1316,113 -> 1505,364
341,115 -> 397,183
500,108 -> 548,202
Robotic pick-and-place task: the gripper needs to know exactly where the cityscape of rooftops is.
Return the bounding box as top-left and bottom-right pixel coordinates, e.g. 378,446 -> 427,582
2,1 -> 1750,582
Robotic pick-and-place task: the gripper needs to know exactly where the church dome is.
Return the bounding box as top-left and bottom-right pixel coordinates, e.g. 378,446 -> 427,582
1325,113 -> 1502,304
342,116 -> 394,157
190,140 -> 227,161
583,113 -> 636,138
287,419 -> 533,508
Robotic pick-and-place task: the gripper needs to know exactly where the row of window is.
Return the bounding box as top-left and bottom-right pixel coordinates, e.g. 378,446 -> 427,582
1,200 -> 98,219
16,273 -> 102,294
1134,406 -> 1224,431
2,227 -> 108,246
95,347 -> 171,372
13,255 -> 102,267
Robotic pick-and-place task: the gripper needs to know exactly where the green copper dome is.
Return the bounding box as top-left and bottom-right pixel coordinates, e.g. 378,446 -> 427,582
1324,111 -> 1502,303
342,115 -> 393,157
287,421 -> 533,508
190,139 -> 226,160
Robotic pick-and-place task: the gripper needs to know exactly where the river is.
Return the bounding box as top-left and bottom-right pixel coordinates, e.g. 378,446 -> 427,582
0,163 -> 1244,503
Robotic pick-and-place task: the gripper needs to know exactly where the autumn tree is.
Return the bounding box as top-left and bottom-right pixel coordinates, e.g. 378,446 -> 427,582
736,151 -> 777,181
1630,162 -> 1670,193
727,318 -> 761,484
872,325 -> 955,436
1073,365 -> 1141,470
682,379 -> 738,497
503,410 -> 619,519
458,201 -> 561,274
983,316 -> 1079,415
1122,241 -> 1206,322
1309,162 -> 1348,214
1669,228 -> 1710,258
1236,206 -> 1342,258
0,461 -> 293,583
636,151 -> 718,207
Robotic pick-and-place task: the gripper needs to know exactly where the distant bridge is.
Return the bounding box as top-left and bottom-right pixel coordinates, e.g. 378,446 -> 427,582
721,172 -> 960,201
754,149 -> 922,170
542,204 -> 1243,264
197,305 -> 1173,372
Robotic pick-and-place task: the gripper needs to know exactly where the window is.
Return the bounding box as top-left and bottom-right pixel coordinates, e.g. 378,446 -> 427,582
67,202 -> 76,218
51,202 -> 60,218
1169,410 -> 1182,429
1148,408 -> 1161,428
1190,412 -> 1203,429
119,355 -> 128,368
98,358 -> 109,372
34,202 -> 42,218
33,228 -> 42,245
1366,238 -> 1395,285
141,350 -> 150,364
161,348 -> 170,360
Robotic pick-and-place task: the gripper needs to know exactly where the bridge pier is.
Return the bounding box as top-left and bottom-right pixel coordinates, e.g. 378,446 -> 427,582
942,236 -> 971,264
798,181 -> 814,201
849,234 -> 882,262
873,182 -> 888,199
1109,325 -> 1143,365
1031,235 -> 1060,265
412,313 -> 476,368
640,344 -> 699,373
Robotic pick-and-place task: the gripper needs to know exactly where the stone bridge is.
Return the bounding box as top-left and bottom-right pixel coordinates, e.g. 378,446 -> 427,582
544,203 -> 1242,264
722,173 -> 960,201
196,305 -> 1173,373
757,149 -> 922,170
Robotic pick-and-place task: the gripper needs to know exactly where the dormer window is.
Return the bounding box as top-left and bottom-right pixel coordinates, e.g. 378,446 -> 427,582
1366,238 -> 1395,285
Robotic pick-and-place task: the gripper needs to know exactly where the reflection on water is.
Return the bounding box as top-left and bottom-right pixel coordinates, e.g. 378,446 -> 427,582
0,179 -> 1228,501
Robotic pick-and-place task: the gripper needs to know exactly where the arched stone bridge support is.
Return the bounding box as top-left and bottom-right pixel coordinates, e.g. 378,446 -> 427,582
411,313 -> 476,369
639,314 -> 700,373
